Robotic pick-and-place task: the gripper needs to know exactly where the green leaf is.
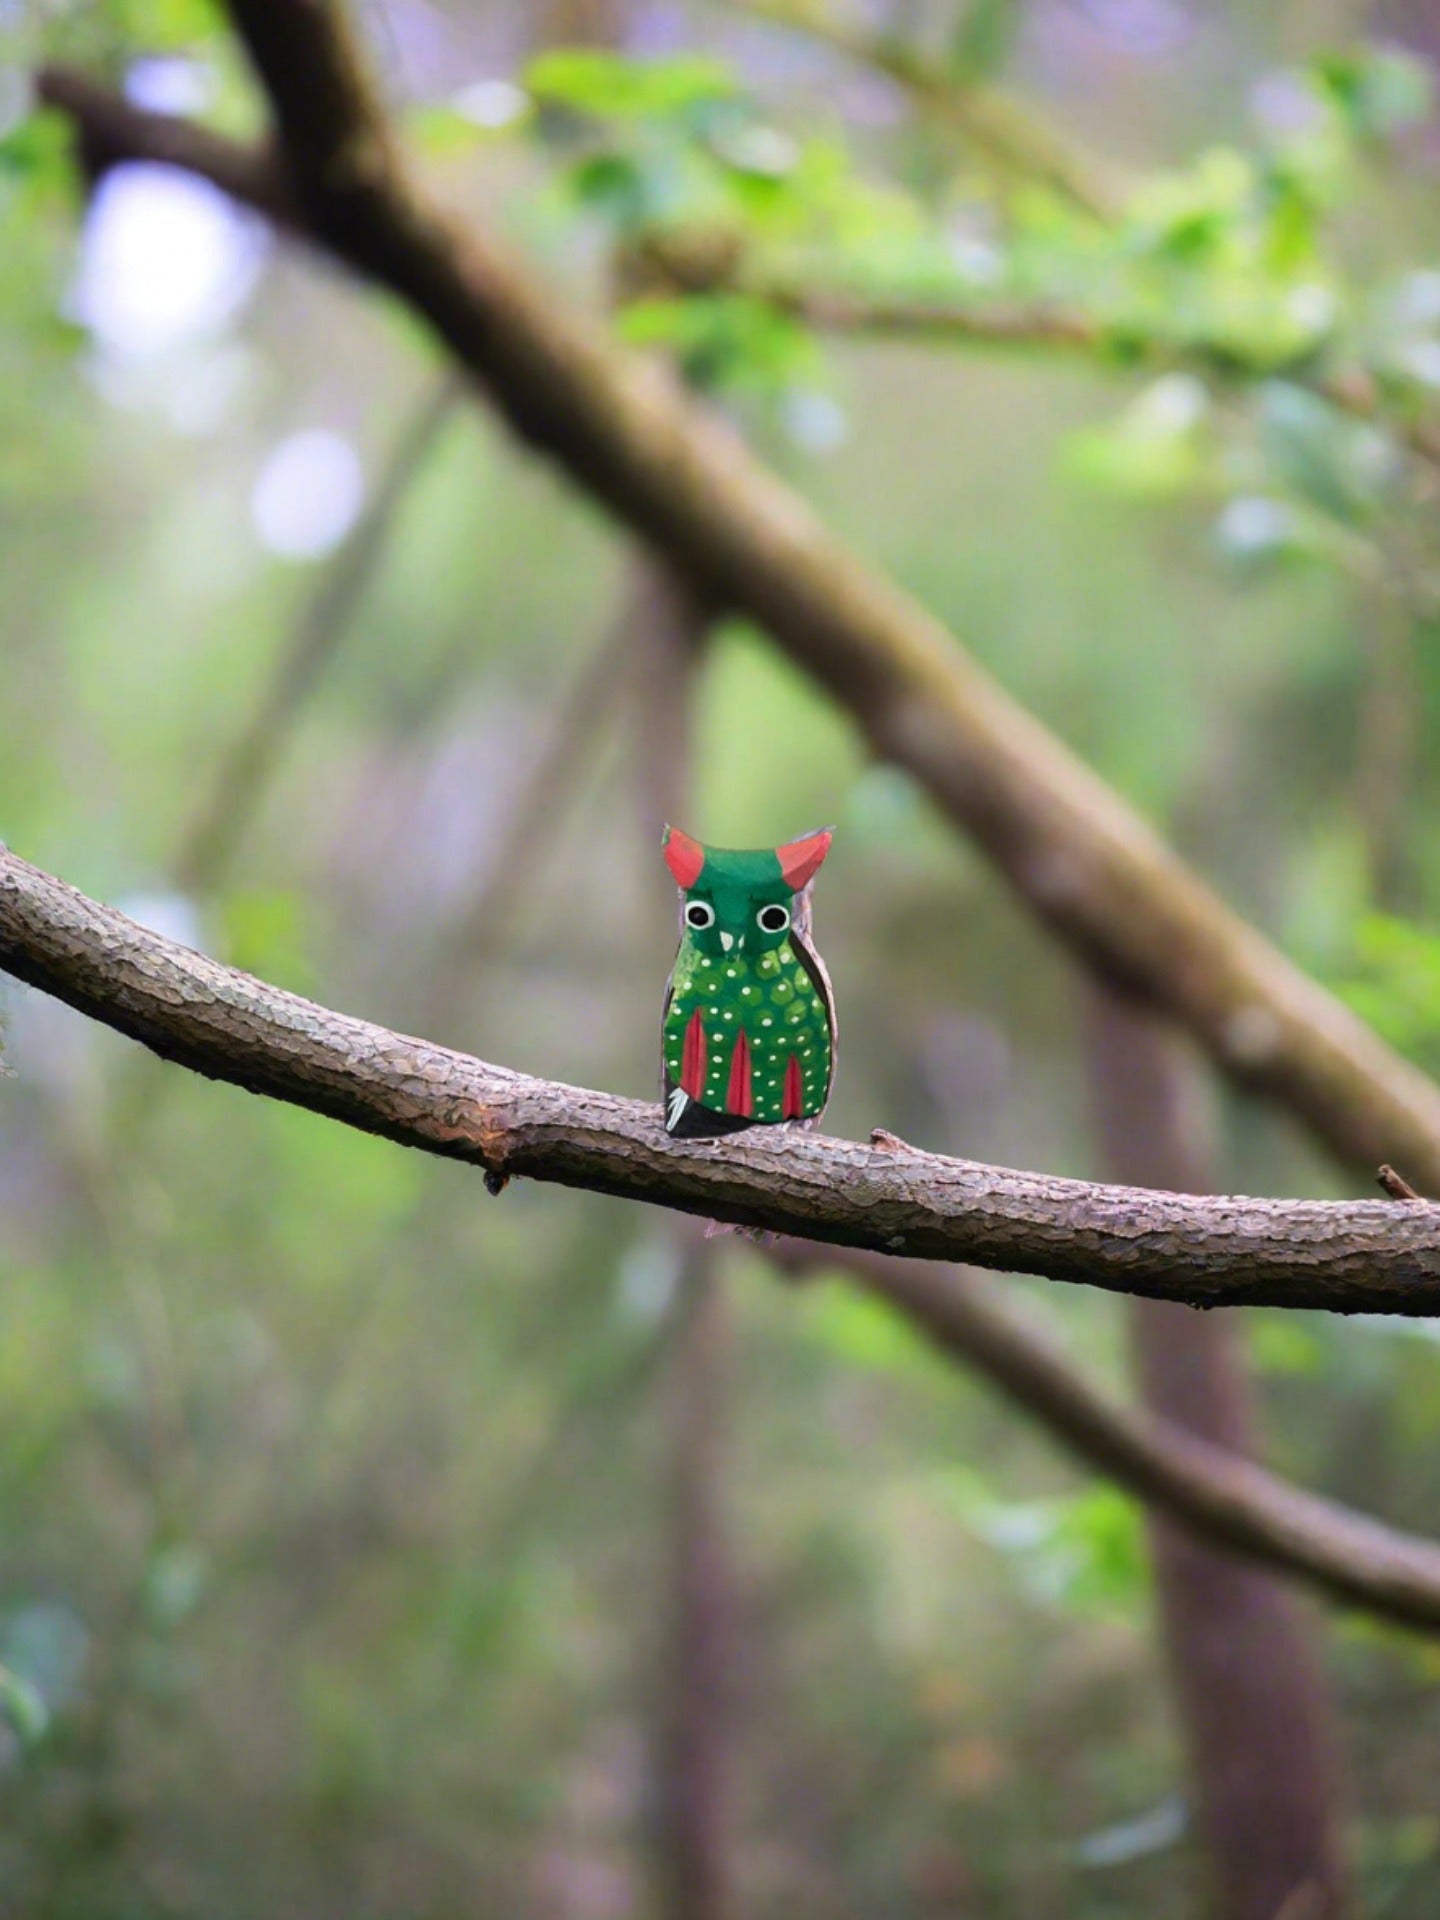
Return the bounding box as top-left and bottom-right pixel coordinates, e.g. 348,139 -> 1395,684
218,888 -> 315,996
410,92 -> 532,155
568,151 -> 648,226
0,1665 -> 49,1748
1062,373 -> 1212,498
1258,382 -> 1398,524
617,292 -> 815,395
525,49 -> 735,122
957,1480 -> 1148,1614
0,109 -> 72,191
1332,913 -> 1440,1057
1250,1315 -> 1325,1376
111,0 -> 224,48
1125,148 -> 1255,265
1314,46 -> 1434,141
143,1544 -> 208,1630
1213,494 -> 1324,576
803,1286 -> 935,1376
1048,1486 -> 1147,1610
950,0 -> 1021,78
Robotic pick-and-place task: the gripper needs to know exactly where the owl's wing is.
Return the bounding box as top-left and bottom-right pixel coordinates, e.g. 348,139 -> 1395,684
788,877 -> 837,1115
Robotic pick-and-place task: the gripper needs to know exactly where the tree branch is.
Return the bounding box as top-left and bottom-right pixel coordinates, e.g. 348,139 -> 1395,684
175,371 -> 462,896
14,838 -> 1440,1632
5,844 -> 1440,1312
33,34 -> 1440,1198
424,576 -> 649,1018
33,67 -> 296,225
818,1246 -> 1440,1635
640,255 -> 1440,470
718,0 -> 1123,220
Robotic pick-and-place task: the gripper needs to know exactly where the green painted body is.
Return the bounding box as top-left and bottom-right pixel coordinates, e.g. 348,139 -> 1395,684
660,828 -> 836,1135
663,930 -> 833,1122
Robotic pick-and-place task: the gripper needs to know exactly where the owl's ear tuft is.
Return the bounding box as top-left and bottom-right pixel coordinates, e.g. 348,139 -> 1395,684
663,824 -> 706,889
776,828 -> 833,892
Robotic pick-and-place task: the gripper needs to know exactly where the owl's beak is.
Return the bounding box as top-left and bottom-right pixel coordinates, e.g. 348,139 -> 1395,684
719,931 -> 735,951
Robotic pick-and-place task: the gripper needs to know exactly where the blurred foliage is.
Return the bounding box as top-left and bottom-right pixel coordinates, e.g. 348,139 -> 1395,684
5,1 -> 1440,1917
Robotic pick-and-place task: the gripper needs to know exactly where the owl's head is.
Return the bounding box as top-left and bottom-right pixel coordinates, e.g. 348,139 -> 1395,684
663,825 -> 832,959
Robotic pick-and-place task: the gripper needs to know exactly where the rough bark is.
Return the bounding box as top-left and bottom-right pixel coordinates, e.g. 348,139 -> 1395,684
12,849 -> 1440,1626
33,44 -> 1440,1196
1088,989 -> 1349,1920
9,845 -> 1440,1310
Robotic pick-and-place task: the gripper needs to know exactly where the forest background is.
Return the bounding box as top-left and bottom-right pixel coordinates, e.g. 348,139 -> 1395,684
7,0 -> 1440,1916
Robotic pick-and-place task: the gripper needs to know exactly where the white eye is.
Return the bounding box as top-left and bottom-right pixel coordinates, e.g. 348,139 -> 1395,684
757,903 -> 790,934
685,900 -> 716,930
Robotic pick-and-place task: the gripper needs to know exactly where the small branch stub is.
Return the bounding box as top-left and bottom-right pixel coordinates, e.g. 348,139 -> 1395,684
1378,1164 -> 1423,1201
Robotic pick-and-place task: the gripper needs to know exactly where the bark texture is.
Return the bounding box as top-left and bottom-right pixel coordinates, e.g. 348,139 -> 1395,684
8,845 -> 1440,1311
33,37 -> 1440,1197
1088,989 -> 1349,1920
12,851 -> 1440,1626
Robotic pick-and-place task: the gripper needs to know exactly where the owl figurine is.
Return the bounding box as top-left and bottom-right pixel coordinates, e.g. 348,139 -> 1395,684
661,825 -> 836,1138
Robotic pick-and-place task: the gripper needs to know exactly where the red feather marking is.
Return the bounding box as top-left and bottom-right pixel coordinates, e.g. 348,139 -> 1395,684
782,1053 -> 805,1119
726,1028 -> 753,1118
664,825 -> 705,889
776,829 -> 832,892
681,1009 -> 707,1098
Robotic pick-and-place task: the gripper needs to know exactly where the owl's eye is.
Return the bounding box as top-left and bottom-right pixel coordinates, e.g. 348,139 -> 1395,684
685,901 -> 716,930
757,904 -> 791,934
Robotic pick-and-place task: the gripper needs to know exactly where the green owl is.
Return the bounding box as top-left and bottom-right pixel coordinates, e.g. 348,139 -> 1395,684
661,825 -> 836,1138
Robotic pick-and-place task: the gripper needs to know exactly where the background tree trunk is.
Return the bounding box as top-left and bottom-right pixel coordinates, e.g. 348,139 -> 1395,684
633,560 -> 734,1920
1086,987 -> 1350,1920
657,1244 -> 735,1920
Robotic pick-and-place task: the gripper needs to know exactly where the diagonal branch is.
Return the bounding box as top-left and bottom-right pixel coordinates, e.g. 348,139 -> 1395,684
819,1246 -> 1440,1634
5,843 -> 1440,1312
425,576 -> 651,1018
32,32 -> 1440,1197
175,371 -> 462,896
718,0 -> 1122,219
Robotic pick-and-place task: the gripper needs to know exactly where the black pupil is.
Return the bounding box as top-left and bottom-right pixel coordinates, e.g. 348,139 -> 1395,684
688,905 -> 711,926
760,907 -> 786,930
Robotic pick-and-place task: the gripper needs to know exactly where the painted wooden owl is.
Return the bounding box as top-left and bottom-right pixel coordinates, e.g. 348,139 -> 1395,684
661,825 -> 836,1138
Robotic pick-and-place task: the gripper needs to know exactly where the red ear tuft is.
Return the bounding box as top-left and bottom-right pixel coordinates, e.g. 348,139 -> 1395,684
776,828 -> 832,891
663,825 -> 706,889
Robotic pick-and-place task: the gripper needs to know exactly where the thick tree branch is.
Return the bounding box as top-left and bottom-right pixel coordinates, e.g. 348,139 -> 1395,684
34,67 -> 296,224
15,853 -> 1440,1631
33,35 -> 1440,1198
5,844 -> 1440,1312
